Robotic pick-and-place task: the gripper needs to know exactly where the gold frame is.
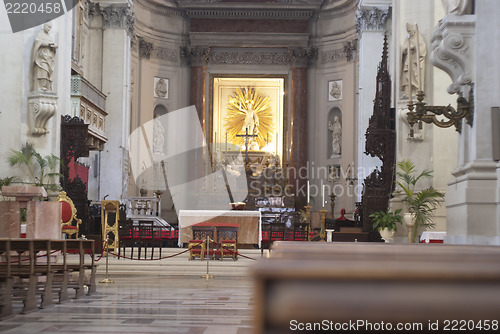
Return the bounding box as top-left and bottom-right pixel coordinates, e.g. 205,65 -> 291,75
209,73 -> 289,165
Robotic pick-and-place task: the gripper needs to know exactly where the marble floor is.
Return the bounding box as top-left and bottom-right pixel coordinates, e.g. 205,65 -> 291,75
0,248 -> 266,334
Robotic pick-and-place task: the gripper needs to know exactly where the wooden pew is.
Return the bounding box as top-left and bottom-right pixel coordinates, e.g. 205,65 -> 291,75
0,240 -> 14,319
0,239 -> 54,313
0,238 -> 97,319
252,242 -> 500,334
49,240 -> 96,301
64,239 -> 96,296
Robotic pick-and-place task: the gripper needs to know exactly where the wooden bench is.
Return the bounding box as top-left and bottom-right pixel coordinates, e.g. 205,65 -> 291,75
253,242 -> 500,333
0,238 -> 96,319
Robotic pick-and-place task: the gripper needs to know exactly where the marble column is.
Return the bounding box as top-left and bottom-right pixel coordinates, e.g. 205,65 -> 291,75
438,3 -> 500,245
184,46 -> 210,132
183,47 -> 211,190
96,3 -> 134,200
288,48 -> 314,209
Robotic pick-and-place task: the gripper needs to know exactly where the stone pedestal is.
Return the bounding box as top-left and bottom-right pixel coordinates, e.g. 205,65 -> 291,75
28,91 -> 58,136
0,185 -> 61,239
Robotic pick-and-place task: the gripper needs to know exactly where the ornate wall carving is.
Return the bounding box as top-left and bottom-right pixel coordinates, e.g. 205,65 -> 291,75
210,50 -> 289,65
288,47 -> 317,67
181,46 -> 212,66
138,37 -> 154,60
430,16 -> 475,95
322,49 -> 343,64
343,38 -> 357,62
356,7 -> 390,33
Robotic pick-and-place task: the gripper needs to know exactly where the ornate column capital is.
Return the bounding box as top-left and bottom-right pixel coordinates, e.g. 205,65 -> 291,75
430,15 -> 475,95
343,38 -> 357,62
138,37 -> 154,60
356,7 -> 390,33
181,46 -> 212,67
92,3 -> 135,37
287,47 -> 317,68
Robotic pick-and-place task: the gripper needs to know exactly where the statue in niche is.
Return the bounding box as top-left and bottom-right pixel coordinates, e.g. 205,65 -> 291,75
400,23 -> 426,98
328,116 -> 342,157
153,114 -> 165,156
31,22 -> 58,92
441,0 -> 473,15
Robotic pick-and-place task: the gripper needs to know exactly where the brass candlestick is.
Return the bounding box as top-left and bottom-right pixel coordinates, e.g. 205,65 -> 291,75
319,209 -> 327,242
330,193 -> 336,215
305,204 -> 312,241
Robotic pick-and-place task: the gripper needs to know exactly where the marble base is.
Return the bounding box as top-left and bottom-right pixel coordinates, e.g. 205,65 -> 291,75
0,200 -> 61,239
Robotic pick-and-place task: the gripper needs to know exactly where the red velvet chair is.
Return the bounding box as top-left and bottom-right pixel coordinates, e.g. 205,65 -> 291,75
58,191 -> 82,239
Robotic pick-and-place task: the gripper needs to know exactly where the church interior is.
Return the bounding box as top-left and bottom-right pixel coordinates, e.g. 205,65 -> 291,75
2,0 -> 500,332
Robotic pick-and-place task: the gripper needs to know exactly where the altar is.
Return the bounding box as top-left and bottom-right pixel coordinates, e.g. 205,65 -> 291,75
178,210 -> 261,247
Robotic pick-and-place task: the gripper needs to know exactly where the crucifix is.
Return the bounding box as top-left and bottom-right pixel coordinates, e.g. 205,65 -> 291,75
236,127 -> 257,167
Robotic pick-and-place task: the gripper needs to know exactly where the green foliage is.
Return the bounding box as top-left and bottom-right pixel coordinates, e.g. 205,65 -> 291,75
370,208 -> 403,232
0,176 -> 19,188
7,143 -> 61,192
395,159 -> 444,242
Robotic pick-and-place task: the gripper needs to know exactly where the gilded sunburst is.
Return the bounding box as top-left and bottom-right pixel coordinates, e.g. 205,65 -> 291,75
224,87 -> 274,150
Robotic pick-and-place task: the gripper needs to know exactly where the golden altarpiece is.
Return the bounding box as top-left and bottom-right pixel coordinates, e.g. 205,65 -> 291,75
202,75 -> 290,209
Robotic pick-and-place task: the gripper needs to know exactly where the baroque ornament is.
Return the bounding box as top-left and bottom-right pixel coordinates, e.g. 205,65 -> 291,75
224,87 -> 274,150
356,7 -> 390,33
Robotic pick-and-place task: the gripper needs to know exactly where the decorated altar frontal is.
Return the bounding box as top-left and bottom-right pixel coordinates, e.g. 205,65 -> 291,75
178,210 -> 261,247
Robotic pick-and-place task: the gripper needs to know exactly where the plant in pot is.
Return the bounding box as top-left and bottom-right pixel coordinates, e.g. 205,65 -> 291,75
370,208 -> 403,243
6,142 -> 61,197
395,159 -> 444,243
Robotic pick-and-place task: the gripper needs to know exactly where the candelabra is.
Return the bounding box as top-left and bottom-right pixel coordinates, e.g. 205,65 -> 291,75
406,89 -> 474,136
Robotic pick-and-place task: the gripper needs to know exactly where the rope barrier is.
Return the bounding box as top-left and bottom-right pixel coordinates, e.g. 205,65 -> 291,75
107,247 -> 192,261
94,241 -> 106,262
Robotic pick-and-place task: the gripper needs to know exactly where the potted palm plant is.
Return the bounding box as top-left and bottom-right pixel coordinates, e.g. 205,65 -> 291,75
395,159 -> 444,243
370,208 -> 403,243
6,142 -> 61,196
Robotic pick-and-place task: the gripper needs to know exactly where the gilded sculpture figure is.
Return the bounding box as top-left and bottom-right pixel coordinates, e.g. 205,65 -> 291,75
31,22 -> 58,92
224,87 -> 274,150
240,101 -> 259,137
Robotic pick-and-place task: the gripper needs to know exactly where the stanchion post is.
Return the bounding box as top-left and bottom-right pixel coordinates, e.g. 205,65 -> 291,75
201,235 -> 213,280
99,237 -> 114,284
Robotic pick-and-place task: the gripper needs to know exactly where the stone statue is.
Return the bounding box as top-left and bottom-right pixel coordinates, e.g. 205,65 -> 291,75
153,115 -> 165,155
240,101 -> 259,137
400,23 -> 426,98
328,116 -> 342,157
31,22 -> 58,92
441,0 -> 473,15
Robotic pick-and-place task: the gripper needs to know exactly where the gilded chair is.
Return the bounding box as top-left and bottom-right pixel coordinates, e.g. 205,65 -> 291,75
58,191 -> 82,239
